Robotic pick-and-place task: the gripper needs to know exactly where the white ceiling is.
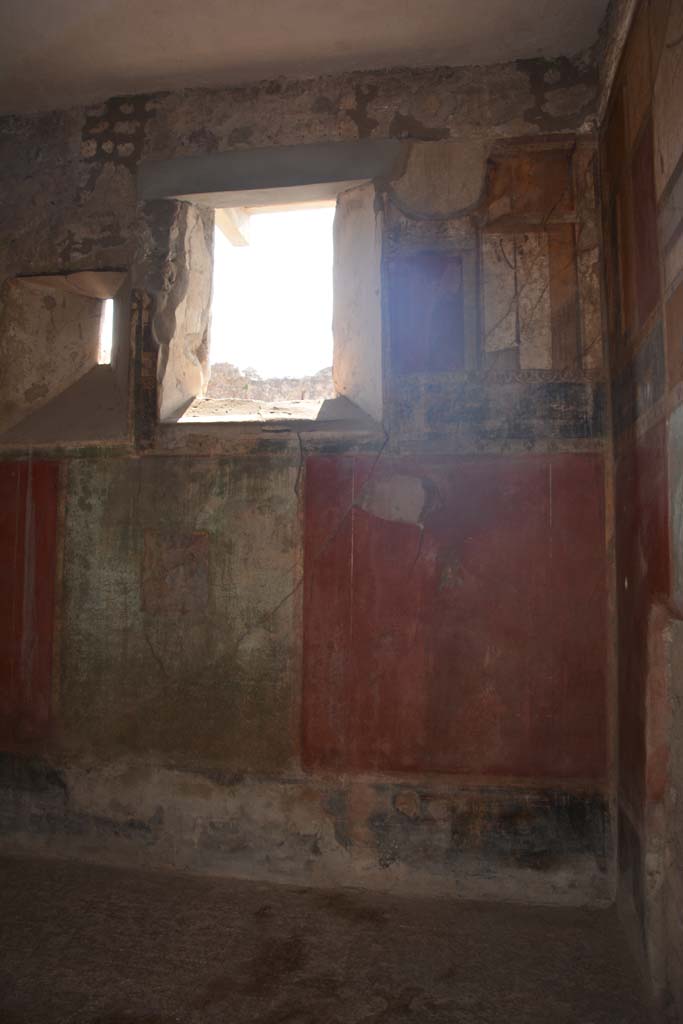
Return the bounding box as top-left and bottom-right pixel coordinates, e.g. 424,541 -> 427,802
0,0 -> 609,115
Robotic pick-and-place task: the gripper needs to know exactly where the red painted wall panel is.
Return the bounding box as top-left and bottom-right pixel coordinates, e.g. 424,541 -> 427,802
303,454 -> 607,780
0,461 -> 60,746
615,422 -> 670,822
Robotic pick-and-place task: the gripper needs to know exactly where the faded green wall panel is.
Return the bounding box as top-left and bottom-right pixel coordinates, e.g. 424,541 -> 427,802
59,455 -> 301,770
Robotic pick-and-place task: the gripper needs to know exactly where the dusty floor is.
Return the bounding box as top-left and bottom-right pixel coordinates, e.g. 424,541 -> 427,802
0,855 -> 654,1024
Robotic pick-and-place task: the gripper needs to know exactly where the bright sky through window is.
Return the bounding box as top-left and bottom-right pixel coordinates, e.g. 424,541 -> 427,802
210,204 -> 335,379
98,297 -> 114,364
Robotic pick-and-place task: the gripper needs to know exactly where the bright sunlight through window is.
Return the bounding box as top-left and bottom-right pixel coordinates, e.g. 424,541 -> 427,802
208,202 -> 336,404
98,297 -> 114,365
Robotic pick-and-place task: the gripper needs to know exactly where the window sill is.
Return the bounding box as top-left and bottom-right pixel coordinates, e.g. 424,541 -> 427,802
167,394 -> 378,430
177,395 -> 332,424
156,395 -> 384,452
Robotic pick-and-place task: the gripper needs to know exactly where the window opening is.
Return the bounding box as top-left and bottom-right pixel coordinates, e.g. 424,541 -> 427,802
98,297 -> 114,365
207,201 -> 336,408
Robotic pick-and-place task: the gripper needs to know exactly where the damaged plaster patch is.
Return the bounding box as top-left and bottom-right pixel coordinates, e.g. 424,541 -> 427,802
388,111 -> 447,141
358,474 -> 439,526
345,83 -> 379,137
61,161 -> 133,266
517,55 -> 599,132
80,94 -> 152,184
389,140 -> 489,218
138,55 -> 598,163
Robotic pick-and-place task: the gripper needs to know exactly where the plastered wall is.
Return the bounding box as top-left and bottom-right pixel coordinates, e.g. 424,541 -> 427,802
0,52 -> 613,904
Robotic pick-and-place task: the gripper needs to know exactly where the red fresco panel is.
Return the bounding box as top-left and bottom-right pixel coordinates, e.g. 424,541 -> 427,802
615,422 -> 670,822
0,461 -> 59,746
303,453 -> 607,780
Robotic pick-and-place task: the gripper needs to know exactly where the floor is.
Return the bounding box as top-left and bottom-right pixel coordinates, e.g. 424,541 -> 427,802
0,855 -> 655,1024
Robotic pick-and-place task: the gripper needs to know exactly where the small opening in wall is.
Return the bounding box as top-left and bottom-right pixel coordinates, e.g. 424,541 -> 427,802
98,297 -> 114,365
206,201 -> 336,411
0,270 -> 128,443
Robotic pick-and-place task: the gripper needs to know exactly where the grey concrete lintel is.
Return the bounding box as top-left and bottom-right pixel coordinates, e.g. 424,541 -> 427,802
137,139 -> 404,204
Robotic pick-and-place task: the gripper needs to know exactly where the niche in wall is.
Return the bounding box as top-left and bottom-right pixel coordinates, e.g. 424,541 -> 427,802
0,270 -> 131,445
